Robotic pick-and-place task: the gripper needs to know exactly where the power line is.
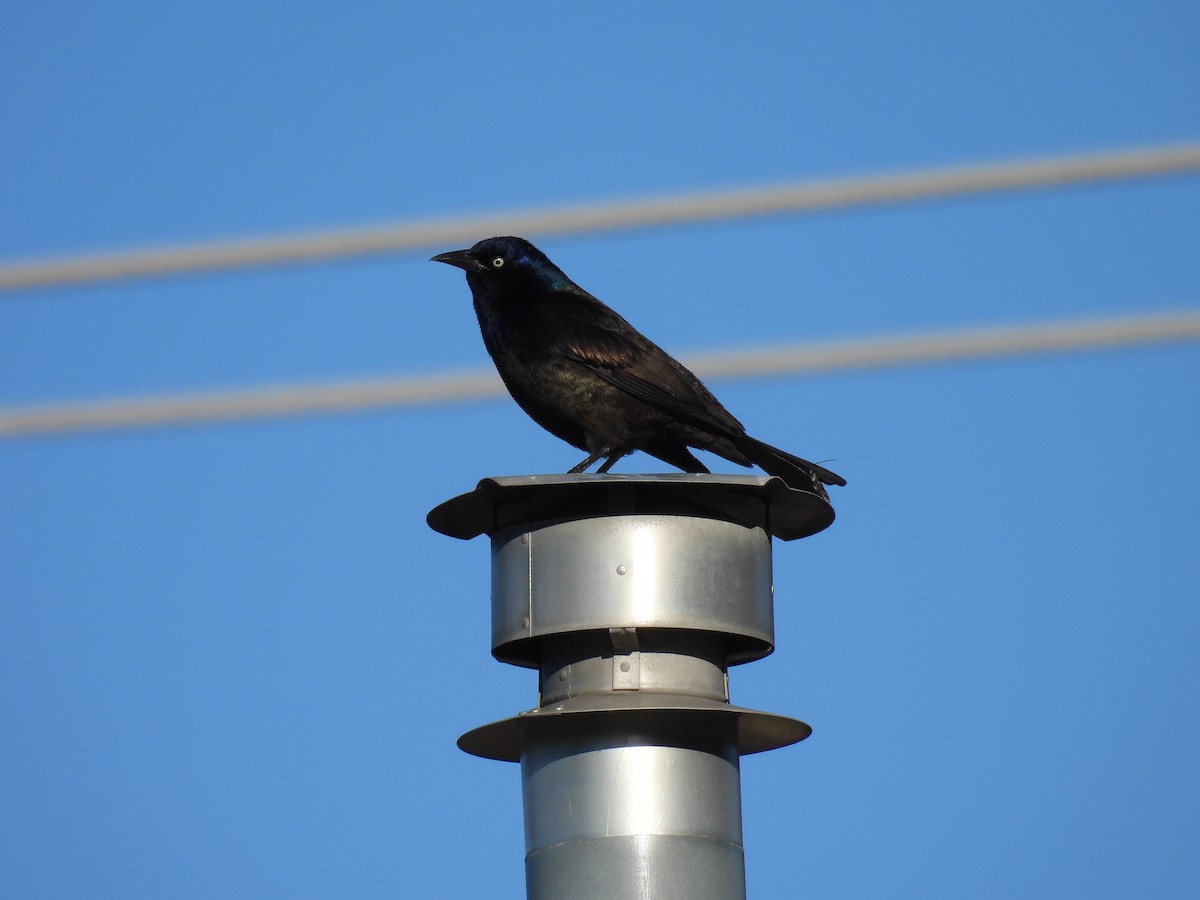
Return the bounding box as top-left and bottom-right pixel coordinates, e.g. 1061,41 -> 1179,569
3,142 -> 1199,294
2,309 -> 1197,438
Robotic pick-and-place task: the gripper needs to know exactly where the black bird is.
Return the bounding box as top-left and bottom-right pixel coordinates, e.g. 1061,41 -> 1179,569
431,236 -> 845,495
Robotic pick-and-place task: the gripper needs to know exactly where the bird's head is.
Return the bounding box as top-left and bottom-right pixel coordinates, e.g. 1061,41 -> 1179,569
431,236 -> 574,296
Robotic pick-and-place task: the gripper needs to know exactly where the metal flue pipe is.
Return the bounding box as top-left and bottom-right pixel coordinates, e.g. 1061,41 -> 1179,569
428,474 -> 833,899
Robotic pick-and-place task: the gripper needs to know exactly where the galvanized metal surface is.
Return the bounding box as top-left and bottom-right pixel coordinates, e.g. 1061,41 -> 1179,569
525,834 -> 746,900
428,475 -> 827,899
456,697 -> 811,763
538,631 -> 728,705
522,718 -> 745,900
522,720 -> 742,847
425,473 -> 834,542
491,513 -> 774,667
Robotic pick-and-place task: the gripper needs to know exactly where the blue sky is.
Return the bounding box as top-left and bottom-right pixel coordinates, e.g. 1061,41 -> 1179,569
3,2 -> 1199,897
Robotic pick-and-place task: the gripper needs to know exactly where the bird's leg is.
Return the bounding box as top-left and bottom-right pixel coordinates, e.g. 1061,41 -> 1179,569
596,453 -> 622,473
567,451 -> 608,474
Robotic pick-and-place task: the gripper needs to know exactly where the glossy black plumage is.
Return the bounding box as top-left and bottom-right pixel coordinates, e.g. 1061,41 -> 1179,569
431,236 -> 845,495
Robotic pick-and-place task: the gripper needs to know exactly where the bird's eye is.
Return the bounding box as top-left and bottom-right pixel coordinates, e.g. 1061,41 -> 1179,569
491,257 -> 505,268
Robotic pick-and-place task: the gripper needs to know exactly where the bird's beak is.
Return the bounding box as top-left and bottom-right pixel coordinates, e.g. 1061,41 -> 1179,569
430,249 -> 490,275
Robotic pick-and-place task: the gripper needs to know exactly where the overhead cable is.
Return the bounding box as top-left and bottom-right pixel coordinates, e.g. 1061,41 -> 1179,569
2,308 -> 1197,438
2,142 -> 1199,293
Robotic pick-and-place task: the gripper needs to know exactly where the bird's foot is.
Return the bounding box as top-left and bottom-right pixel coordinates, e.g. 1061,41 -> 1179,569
567,449 -> 617,474
567,451 -> 605,474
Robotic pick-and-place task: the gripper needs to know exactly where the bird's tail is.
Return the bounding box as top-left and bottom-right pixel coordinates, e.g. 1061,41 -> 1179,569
734,435 -> 847,496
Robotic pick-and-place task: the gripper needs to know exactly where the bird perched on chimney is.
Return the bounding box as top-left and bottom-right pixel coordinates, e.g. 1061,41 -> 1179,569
432,236 -> 845,496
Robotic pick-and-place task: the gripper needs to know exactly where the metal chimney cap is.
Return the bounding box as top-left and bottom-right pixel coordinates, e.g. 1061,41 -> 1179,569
426,473 -> 834,541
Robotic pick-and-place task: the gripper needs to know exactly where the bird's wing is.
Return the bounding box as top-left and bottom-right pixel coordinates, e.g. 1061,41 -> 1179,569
559,331 -> 639,371
560,345 -> 746,437
541,287 -> 747,435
